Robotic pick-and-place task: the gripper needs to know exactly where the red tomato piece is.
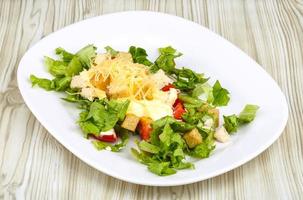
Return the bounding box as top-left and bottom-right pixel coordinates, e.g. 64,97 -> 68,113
138,117 -> 153,141
173,101 -> 186,120
94,132 -> 117,143
161,83 -> 175,91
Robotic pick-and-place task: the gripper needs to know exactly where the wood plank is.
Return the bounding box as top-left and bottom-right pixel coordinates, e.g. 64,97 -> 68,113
0,0 -> 302,199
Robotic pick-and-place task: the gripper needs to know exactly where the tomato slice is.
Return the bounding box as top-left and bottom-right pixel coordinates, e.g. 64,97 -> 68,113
138,117 -> 153,141
173,101 -> 186,120
93,132 -> 117,143
161,83 -> 175,91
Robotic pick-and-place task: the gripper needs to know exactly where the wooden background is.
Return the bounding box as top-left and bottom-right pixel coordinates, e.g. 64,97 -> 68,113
1,0 -> 302,199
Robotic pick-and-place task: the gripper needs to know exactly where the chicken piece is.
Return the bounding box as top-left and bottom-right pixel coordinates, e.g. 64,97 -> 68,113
204,118 -> 214,128
93,54 -> 109,65
121,114 -> 140,132
183,128 -> 203,148
214,126 -> 230,143
151,69 -> 173,89
153,88 -> 178,106
70,70 -> 91,89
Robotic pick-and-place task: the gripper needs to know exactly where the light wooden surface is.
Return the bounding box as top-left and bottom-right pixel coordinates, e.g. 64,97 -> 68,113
1,0 -> 302,199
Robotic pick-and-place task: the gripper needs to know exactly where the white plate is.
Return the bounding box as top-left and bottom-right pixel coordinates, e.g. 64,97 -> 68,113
17,11 -> 288,186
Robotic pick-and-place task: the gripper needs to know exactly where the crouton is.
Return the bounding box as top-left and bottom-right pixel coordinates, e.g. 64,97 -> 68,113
183,128 -> 202,148
121,114 -> 140,132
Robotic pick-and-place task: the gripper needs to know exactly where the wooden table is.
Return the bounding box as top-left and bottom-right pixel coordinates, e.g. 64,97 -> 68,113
1,0 -> 302,199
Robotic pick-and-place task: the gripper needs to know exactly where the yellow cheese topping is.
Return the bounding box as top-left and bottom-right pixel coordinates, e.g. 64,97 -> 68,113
70,51 -> 177,120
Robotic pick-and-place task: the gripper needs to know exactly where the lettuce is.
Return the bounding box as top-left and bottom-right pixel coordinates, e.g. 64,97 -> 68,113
150,46 -> 182,73
30,45 -> 96,92
132,117 -> 209,176
188,142 -> 214,158
30,75 -> 54,91
93,130 -> 129,152
238,104 -> 259,123
128,46 -> 153,66
212,80 -> 230,106
44,56 -> 67,77
30,75 -> 71,91
65,57 -> 82,77
104,46 -> 118,57
223,104 -> 259,134
75,44 -> 97,68
148,162 -> 177,176
173,68 -> 208,91
55,47 -> 74,62
79,99 -> 130,134
138,141 -> 160,154
223,114 -> 238,133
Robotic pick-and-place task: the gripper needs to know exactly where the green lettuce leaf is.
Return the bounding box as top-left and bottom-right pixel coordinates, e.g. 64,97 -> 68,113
107,99 -> 130,121
65,57 -> 83,77
223,114 -> 238,133
223,104 -> 259,134
173,68 -> 208,91
53,76 -> 72,91
138,140 -> 160,154
44,56 -> 67,77
151,46 -> 182,73
30,75 -> 71,91
148,162 -> 176,176
128,46 -> 153,66
30,75 -> 54,91
188,142 -> 215,158
104,46 -> 118,57
75,44 -> 97,68
79,99 -> 130,135
55,47 -> 74,62
212,80 -> 230,106
238,104 -> 259,123
79,121 -> 100,137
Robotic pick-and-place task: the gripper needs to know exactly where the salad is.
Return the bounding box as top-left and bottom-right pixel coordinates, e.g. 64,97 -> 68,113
30,45 -> 259,176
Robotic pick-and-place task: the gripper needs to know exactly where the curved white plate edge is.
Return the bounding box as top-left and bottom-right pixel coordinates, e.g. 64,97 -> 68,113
16,11 -> 289,186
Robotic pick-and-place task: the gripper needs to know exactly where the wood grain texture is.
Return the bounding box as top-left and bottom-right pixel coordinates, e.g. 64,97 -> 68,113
0,0 -> 302,199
